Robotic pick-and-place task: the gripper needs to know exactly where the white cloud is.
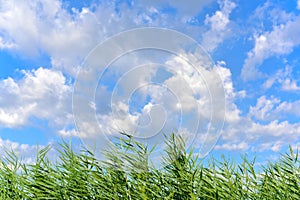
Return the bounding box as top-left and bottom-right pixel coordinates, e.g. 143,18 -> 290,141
248,94 -> 300,130
0,0 -> 141,76
138,0 -> 213,17
216,63 -> 244,123
248,120 -> 300,138
72,50 -> 234,158
0,37 -> 16,49
163,53 -> 229,122
201,0 -> 236,52
263,66 -> 300,92
282,78 -> 300,91
242,15 -> 300,80
249,96 -> 280,121
252,2 -> 294,27
257,141 -> 285,152
263,76 -> 277,90
219,116 -> 300,153
0,67 -> 72,129
0,138 -> 44,164
298,0 -> 300,10
0,0 -> 226,79
0,0 -> 299,156
275,100 -> 300,117
215,141 -> 249,151
58,128 -> 80,137
218,92 -> 300,153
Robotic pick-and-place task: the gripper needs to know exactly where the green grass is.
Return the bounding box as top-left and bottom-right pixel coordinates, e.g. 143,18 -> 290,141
0,133 -> 299,199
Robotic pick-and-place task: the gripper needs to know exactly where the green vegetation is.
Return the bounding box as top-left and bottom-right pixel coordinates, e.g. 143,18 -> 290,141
0,133 -> 299,199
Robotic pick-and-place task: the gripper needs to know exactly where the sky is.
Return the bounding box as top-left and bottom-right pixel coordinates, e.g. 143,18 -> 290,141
0,0 -> 300,166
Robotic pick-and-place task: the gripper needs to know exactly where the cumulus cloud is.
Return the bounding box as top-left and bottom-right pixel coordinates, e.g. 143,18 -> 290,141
275,100 -> 300,117
249,94 -> 300,120
217,118 -> 300,152
213,64 -> 300,152
0,0 -> 142,76
281,78 -> 300,91
139,0 -> 212,17
215,141 -> 249,151
242,14 -> 300,80
71,47 -> 231,158
0,67 -> 72,129
0,0 -> 299,156
263,66 -> 300,92
217,93 -> 300,152
0,0 -> 230,78
79,53 -> 222,134
0,137 -> 46,164
201,0 -> 236,52
249,96 -> 280,121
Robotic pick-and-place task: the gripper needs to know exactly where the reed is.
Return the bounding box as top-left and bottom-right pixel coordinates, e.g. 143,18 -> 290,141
0,133 -> 299,199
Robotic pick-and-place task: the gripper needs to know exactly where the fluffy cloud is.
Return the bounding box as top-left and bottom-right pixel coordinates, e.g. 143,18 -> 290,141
282,78 -> 300,91
0,0 -> 230,78
0,67 -> 72,129
0,0 -> 142,76
248,120 -> 300,140
0,0 -> 299,157
217,119 -> 300,152
263,66 -> 300,92
0,137 -> 46,164
71,47 -> 232,158
275,101 -> 300,118
139,0 -> 213,17
215,142 -> 249,151
242,13 -> 300,80
217,94 -> 300,152
249,96 -> 280,121
201,0 -> 236,52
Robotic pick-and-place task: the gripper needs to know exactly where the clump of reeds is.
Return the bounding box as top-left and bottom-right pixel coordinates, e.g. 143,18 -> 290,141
0,133 -> 299,199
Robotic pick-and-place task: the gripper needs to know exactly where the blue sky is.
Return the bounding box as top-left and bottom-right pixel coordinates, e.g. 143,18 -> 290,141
0,0 -> 300,165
